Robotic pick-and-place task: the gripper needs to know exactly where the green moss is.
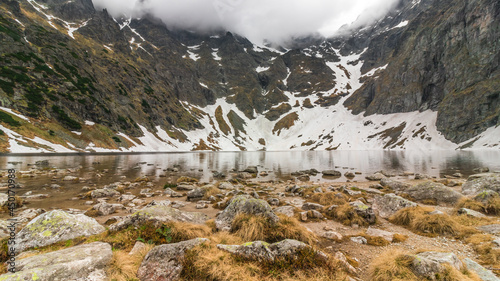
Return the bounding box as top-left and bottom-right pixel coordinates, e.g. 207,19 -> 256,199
52,105 -> 82,130
0,111 -> 21,127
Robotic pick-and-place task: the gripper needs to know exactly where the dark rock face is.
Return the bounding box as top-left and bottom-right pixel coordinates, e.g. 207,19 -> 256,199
344,0 -> 500,143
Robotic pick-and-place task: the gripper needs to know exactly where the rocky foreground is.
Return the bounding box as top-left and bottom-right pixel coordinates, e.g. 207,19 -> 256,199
1,166 -> 500,280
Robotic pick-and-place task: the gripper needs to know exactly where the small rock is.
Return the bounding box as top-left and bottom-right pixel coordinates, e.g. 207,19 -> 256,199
350,236 -> 367,244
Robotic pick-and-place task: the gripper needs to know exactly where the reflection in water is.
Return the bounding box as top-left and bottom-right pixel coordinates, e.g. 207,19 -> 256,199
0,150 -> 499,182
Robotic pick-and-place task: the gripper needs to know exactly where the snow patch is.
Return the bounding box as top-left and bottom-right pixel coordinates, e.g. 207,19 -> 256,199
0,107 -> 30,122
256,66 -> 270,73
85,120 -> 95,126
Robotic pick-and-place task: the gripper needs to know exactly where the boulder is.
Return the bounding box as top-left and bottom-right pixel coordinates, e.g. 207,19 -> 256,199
244,166 -> 258,174
218,182 -> 235,190
477,224 -> 500,235
91,188 -> 120,199
177,184 -> 196,191
350,236 -> 367,244
366,227 -> 394,242
15,210 -> 105,253
365,173 -> 385,181
273,206 -> 295,217
464,258 -> 500,281
398,181 -> 463,204
302,202 -> 324,211
217,239 -> 327,262
380,178 -> 411,191
137,238 -> 208,281
458,208 -> 486,218
350,201 -> 376,224
187,188 -> 206,202
474,190 -> 499,204
322,231 -> 343,241
0,242 -> 112,281
91,202 -> 117,216
63,176 -> 79,181
372,194 -> 417,219
267,198 -> 280,206
109,205 -> 209,232
412,252 -> 463,280
322,170 -> 341,177
164,188 -> 182,197
462,173 -> 500,196
129,241 -> 147,256
215,195 -> 279,231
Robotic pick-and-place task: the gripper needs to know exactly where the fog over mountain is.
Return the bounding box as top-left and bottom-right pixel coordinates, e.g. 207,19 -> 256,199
91,0 -> 400,43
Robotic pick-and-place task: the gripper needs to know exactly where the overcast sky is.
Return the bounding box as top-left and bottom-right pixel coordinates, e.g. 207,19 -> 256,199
92,0 -> 401,43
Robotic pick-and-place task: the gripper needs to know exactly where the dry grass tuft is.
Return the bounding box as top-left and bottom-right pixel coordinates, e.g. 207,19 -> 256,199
369,250 -> 480,281
392,234 -> 409,243
326,203 -> 368,226
369,250 -> 421,281
203,186 -> 221,200
180,233 -> 346,281
310,192 -> 347,206
231,214 -> 317,245
466,234 -> 500,268
107,243 -> 154,281
389,206 -> 477,238
456,197 -> 500,216
177,176 -> 198,183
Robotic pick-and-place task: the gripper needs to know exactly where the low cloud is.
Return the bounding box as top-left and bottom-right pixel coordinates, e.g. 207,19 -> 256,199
92,0 -> 401,43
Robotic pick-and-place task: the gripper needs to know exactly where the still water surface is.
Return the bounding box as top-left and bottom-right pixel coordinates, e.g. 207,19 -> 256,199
1,150 -> 499,183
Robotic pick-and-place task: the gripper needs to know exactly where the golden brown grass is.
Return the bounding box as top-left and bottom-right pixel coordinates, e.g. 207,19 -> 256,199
107,244 -> 154,281
177,176 -> 199,183
231,214 -> 317,245
389,207 -> 477,238
203,186 -> 221,200
370,250 -> 421,281
326,203 -> 369,226
369,250 -> 480,281
456,197 -> 500,216
180,232 -> 347,281
466,234 -> 500,268
310,192 -> 347,206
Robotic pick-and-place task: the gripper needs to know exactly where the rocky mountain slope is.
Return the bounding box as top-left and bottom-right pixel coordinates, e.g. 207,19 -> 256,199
0,0 -> 498,152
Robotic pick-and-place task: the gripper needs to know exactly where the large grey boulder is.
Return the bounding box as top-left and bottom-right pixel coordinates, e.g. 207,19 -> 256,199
15,210 -> 105,253
397,181 -> 463,204
273,206 -> 295,217
412,252 -> 463,280
477,224 -> 500,235
217,239 -> 327,262
137,238 -> 208,281
109,205 -> 208,232
464,258 -> 500,281
462,173 -> 500,196
380,178 -> 411,191
474,190 -> 499,204
215,195 -> 279,231
0,242 -> 112,281
372,193 -> 417,219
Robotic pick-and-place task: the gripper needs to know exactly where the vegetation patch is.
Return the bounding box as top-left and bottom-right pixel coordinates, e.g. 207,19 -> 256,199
51,105 -> 82,130
231,214 -> 317,245
0,111 -> 21,127
389,206 -> 477,238
272,112 -> 299,136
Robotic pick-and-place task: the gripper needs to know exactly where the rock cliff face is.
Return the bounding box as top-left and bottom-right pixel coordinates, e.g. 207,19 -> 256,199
0,0 -> 498,152
344,0 -> 500,144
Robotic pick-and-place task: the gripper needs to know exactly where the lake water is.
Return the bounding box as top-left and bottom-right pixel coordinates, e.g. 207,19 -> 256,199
0,150 -> 498,215
1,150 -> 499,183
